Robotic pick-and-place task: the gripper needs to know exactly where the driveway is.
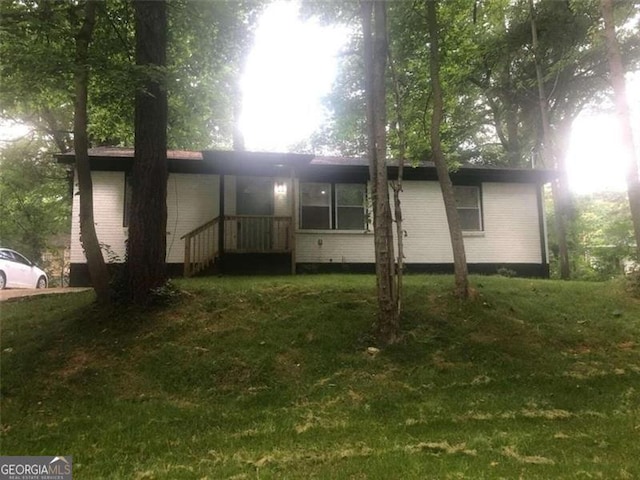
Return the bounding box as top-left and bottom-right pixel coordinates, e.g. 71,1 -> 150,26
0,287 -> 91,302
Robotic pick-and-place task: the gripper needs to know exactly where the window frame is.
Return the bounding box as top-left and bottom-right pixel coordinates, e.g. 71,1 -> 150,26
299,181 -> 368,231
334,183 -> 367,231
299,182 -> 333,230
453,184 -> 483,232
11,251 -> 32,266
0,249 -> 15,261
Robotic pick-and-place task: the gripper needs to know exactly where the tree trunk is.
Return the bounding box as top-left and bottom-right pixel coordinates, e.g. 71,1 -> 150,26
529,0 -> 572,279
389,46 -> 405,319
601,0 -> 640,260
74,0 -> 110,303
127,0 -> 168,303
426,0 -> 469,299
361,0 -> 400,344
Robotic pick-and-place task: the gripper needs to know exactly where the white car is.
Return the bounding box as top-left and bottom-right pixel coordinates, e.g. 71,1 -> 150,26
0,248 -> 48,289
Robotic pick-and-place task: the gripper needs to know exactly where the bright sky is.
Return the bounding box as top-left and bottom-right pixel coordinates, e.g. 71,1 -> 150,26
240,1 -> 348,152
565,72 -> 640,194
242,2 -> 640,196
0,120 -> 31,143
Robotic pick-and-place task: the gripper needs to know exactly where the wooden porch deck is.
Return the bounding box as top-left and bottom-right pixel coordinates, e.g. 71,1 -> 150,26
181,215 -> 293,277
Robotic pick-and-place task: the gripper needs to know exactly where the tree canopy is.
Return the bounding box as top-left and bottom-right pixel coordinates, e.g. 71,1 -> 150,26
0,0 -> 264,150
312,0 -> 640,168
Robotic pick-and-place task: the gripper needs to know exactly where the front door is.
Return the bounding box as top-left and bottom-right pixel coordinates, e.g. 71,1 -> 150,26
236,176 -> 274,251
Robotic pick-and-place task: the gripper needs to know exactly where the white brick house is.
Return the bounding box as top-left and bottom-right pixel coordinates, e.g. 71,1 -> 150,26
58,148 -> 553,286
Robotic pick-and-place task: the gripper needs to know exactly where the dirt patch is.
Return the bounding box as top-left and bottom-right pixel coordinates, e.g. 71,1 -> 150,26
57,349 -> 93,379
275,349 -> 304,380
0,287 -> 91,302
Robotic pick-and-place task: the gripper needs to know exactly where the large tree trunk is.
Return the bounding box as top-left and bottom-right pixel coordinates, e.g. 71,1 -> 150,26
127,0 -> 168,303
426,0 -> 469,299
361,0 -> 400,344
529,0 -> 572,279
74,0 -> 110,303
601,0 -> 640,259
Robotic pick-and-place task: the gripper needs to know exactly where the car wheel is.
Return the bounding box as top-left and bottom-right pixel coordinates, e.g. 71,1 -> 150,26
36,276 -> 47,289
0,272 -> 5,290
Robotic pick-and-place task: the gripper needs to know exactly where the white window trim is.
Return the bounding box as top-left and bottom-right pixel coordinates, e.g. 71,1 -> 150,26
454,185 -> 483,232
299,182 -> 368,232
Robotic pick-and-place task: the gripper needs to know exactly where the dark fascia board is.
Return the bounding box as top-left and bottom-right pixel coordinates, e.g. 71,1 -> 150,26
57,149 -> 315,176
56,149 -> 556,184
297,163 -> 556,184
56,149 -> 204,173
201,150 -> 315,175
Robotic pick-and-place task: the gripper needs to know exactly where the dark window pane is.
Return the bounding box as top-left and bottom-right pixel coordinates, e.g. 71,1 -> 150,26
454,186 -> 479,208
301,183 -> 331,206
337,207 -> 365,230
301,206 -> 330,229
237,176 -> 274,216
336,184 -> 365,206
12,252 -> 31,265
458,209 -> 481,231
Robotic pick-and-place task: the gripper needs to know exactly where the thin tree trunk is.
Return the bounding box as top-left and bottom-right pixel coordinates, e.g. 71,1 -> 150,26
127,0 -> 168,303
362,1 -> 377,186
529,0 -> 572,279
389,46 -> 405,318
361,0 -> 400,344
426,0 -> 469,299
74,0 -> 110,303
601,0 -> 640,259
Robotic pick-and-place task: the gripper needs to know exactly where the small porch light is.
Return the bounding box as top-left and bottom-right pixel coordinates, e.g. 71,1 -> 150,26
274,182 -> 287,195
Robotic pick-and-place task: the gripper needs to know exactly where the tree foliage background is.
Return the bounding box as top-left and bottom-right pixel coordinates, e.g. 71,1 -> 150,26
0,136 -> 70,260
0,0 -> 263,269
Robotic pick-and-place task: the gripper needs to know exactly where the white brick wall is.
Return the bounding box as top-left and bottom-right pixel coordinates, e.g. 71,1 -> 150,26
471,182 -> 542,263
295,181 -> 543,265
71,172 -> 543,268
296,232 -> 375,263
166,174 -> 219,263
70,171 -> 128,263
70,171 -> 219,264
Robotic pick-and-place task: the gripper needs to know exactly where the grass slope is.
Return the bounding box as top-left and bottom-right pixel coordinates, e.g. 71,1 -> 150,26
1,275 -> 639,479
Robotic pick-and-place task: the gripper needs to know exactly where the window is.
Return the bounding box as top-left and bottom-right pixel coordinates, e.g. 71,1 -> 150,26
454,185 -> 482,231
11,251 -> 31,266
300,182 -> 367,230
336,184 -> 366,230
300,183 -> 331,229
0,250 -> 14,261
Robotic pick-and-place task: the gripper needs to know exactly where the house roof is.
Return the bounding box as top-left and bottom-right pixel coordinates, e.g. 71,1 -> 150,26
56,147 -> 556,183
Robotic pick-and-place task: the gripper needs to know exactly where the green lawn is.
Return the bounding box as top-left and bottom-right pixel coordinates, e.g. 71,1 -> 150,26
1,275 -> 639,479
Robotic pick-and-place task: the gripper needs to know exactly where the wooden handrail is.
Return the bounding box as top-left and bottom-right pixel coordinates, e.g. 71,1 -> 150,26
182,215 -> 293,276
182,216 -> 220,277
180,216 -> 220,240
